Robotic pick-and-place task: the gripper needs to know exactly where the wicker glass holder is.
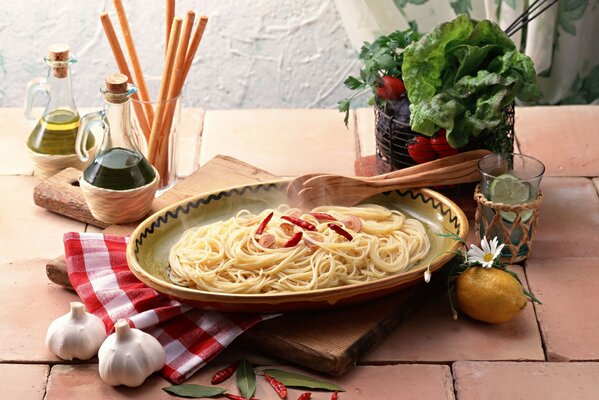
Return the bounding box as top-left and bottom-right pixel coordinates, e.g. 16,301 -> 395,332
28,144 -> 98,180
474,184 -> 543,264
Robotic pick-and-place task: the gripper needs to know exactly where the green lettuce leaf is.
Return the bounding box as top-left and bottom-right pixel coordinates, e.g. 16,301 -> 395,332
402,14 -> 541,147
402,14 -> 474,106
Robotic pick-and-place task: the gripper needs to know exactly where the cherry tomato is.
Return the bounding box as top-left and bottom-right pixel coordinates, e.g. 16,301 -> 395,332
375,76 -> 406,101
430,129 -> 459,157
407,136 -> 437,164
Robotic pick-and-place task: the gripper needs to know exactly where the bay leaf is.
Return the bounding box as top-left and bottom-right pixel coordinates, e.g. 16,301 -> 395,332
162,384 -> 226,398
261,369 -> 344,392
236,358 -> 256,399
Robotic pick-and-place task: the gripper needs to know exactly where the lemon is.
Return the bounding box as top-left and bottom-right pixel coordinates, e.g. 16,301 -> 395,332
456,266 -> 527,324
488,173 -> 533,223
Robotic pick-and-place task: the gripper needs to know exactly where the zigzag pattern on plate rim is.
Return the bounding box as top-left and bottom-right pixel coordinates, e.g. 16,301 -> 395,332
134,183 -> 282,252
134,185 -> 461,253
384,189 -> 462,231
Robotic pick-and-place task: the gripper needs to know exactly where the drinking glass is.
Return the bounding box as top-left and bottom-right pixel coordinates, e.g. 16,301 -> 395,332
131,94 -> 182,196
476,153 -> 545,262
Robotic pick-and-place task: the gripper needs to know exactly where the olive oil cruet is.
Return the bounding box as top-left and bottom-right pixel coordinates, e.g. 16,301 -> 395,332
76,73 -> 158,224
24,44 -> 95,179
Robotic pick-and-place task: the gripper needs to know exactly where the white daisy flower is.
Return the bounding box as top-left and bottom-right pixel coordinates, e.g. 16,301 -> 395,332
467,237 -> 505,268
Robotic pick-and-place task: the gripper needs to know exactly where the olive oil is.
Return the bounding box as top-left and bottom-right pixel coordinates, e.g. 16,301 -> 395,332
27,110 -> 95,155
83,147 -> 155,190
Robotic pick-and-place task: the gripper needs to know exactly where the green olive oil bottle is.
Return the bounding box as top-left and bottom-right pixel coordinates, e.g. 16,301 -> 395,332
77,74 -> 155,191
25,44 -> 95,156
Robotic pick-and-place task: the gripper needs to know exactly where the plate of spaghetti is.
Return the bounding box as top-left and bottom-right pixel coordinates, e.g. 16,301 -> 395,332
126,180 -> 468,312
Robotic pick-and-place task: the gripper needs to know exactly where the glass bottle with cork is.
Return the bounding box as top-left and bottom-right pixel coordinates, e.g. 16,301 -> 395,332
24,44 -> 95,179
76,73 -> 158,224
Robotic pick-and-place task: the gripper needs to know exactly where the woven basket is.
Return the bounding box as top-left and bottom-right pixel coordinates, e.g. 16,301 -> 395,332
375,103 -> 515,174
80,168 -> 159,225
474,184 -> 543,263
28,144 -> 98,180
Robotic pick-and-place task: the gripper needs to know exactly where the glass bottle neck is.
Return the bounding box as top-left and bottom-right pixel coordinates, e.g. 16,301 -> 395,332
44,66 -> 77,117
102,98 -> 139,153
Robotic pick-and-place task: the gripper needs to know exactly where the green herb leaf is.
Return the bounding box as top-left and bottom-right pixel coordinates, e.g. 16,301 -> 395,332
338,27 -> 421,123
502,269 -> 542,304
236,358 -> 256,399
436,231 -> 467,245
408,20 -> 419,33
338,99 -> 351,126
162,384 -> 227,398
261,369 -> 344,392
343,76 -> 365,90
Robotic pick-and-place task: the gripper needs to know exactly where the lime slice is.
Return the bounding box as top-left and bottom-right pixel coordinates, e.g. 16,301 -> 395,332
488,173 -> 533,223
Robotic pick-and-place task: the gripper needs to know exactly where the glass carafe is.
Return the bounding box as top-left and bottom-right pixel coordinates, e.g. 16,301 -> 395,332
24,44 -> 95,155
76,74 -> 156,191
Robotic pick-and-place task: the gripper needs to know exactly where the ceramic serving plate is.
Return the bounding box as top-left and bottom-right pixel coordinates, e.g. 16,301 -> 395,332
126,180 -> 468,313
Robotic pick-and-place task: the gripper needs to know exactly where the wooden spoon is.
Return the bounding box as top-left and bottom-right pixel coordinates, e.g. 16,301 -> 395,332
289,149 -> 491,209
286,149 -> 490,199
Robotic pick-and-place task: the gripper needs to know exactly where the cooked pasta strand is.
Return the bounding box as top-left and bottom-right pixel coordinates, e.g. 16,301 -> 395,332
169,204 -> 430,294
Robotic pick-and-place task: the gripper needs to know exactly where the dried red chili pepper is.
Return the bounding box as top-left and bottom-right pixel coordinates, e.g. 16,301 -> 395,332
224,394 -> 260,400
263,372 -> 287,399
309,212 -> 337,221
211,360 -> 239,384
225,395 -> 247,400
284,231 -> 303,248
281,216 -> 317,231
255,212 -> 274,235
328,223 -> 353,241
225,394 -> 259,400
331,390 -> 339,400
297,393 -> 311,400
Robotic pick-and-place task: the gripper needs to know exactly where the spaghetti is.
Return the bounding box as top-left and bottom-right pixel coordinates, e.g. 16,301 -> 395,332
169,204 -> 430,294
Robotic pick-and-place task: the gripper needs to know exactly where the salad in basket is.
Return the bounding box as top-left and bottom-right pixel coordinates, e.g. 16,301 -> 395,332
339,14 -> 541,159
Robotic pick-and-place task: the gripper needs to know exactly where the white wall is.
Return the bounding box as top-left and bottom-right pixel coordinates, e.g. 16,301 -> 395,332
0,0 -> 359,109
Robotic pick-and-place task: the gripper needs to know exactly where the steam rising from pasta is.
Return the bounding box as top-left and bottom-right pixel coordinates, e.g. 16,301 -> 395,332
169,204 -> 430,294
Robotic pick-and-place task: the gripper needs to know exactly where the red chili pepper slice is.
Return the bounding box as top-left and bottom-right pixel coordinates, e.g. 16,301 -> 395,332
342,215 -> 362,232
255,212 -> 274,235
331,390 -> 339,400
263,372 -> 287,399
328,223 -> 353,241
258,234 -> 275,249
284,231 -> 303,248
280,222 -> 295,236
297,393 -> 311,400
281,216 -> 317,231
286,209 -> 302,218
309,212 -> 337,221
211,360 -> 240,384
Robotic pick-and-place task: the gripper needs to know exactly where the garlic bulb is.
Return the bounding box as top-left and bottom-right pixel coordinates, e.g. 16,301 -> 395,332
45,301 -> 107,360
98,319 -> 166,387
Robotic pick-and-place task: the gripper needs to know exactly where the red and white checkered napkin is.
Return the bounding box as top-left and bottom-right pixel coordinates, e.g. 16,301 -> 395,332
64,232 -> 274,384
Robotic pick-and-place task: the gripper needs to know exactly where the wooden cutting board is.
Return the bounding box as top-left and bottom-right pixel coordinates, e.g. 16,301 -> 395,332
41,155 -> 438,376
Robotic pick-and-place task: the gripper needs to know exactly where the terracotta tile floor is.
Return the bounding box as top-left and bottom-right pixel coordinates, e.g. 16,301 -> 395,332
2,106 -> 599,399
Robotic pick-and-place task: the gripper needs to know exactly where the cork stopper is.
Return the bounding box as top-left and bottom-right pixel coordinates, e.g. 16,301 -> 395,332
47,43 -> 70,62
48,43 -> 70,78
103,73 -> 131,103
